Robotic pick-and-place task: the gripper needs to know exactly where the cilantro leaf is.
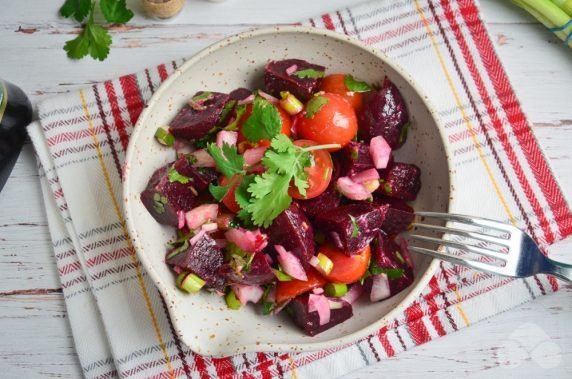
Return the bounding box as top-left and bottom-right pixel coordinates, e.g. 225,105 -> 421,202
206,142 -> 244,179
344,75 -> 372,92
349,215 -> 360,238
209,183 -> 231,202
100,0 -> 134,24
60,0 -> 91,22
247,172 -> 293,228
235,175 -> 255,224
270,134 -> 296,153
241,97 -> 282,142
305,95 -> 329,119
168,167 -> 191,184
64,19 -> 112,61
292,68 -> 325,79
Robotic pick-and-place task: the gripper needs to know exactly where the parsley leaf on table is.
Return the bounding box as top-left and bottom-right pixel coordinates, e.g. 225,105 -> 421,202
64,17 -> 112,61
100,0 -> 134,24
241,97 -> 282,142
60,0 -> 92,22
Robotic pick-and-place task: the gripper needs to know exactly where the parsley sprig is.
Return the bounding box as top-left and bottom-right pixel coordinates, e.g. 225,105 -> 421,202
60,0 -> 134,61
206,135 -> 340,228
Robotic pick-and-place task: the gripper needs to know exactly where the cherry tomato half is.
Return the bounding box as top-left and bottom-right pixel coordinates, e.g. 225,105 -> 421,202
237,103 -> 292,145
275,268 -> 327,304
296,92 -> 358,150
289,140 -> 333,200
219,175 -> 240,213
317,244 -> 371,284
319,74 -> 365,111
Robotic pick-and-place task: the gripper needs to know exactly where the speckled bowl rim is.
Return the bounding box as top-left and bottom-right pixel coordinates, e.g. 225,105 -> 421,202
124,25 -> 458,357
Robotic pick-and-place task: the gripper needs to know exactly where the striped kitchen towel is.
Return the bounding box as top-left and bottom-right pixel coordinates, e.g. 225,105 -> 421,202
27,0 -> 572,378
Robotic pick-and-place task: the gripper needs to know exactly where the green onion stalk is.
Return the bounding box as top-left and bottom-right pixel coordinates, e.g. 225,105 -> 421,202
512,0 -> 572,48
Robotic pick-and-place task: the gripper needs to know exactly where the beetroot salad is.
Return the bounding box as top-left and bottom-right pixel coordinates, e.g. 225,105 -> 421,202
141,59 -> 421,336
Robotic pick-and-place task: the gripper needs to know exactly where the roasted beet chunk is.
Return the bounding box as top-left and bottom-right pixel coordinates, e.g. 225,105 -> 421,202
297,184 -> 341,221
264,203 -> 315,267
313,203 -> 383,254
140,163 -> 197,226
359,77 -> 409,148
367,231 -> 414,298
373,195 -> 414,234
169,91 -> 230,141
219,252 -> 275,285
174,156 -> 218,192
166,233 -> 225,291
229,87 -> 253,101
377,162 -> 421,201
340,141 -> 375,176
264,59 -> 325,102
287,294 -> 353,336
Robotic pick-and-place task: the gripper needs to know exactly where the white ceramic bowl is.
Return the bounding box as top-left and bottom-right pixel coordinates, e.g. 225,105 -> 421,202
124,26 -> 455,357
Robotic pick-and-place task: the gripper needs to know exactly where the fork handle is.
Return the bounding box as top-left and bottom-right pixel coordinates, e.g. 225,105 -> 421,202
544,258 -> 572,282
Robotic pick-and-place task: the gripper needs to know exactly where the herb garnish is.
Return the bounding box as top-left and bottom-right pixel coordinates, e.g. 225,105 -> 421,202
344,75 -> 372,92
241,97 -> 282,142
60,0 -> 134,61
305,95 -> 329,119
349,215 -> 360,238
167,167 -> 191,184
292,68 -> 325,79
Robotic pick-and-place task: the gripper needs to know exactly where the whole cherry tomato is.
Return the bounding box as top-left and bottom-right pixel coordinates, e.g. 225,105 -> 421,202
319,74 -> 365,111
317,244 -> 371,284
296,92 -> 357,150
289,140 -> 333,200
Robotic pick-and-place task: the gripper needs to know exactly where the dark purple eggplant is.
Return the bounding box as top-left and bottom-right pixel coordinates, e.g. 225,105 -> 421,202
287,294 -> 353,336
313,203 -> 384,254
358,77 -> 409,148
140,163 -> 197,226
264,59 -> 325,102
169,91 -> 230,141
166,233 -> 225,292
377,162 -> 421,201
219,252 -> 275,285
264,203 -> 315,267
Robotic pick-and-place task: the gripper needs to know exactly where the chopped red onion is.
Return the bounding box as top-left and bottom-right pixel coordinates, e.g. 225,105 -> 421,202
174,140 -> 194,156
275,245 -> 308,281
225,227 -> 268,253
272,299 -> 291,315
336,176 -> 372,201
257,90 -> 279,104
341,283 -> 364,304
370,135 -> 392,169
312,287 -> 324,295
285,64 -> 298,76
350,168 -> 380,184
216,130 -> 238,148
232,284 -> 264,305
308,293 -> 331,325
177,210 -> 185,229
370,274 -> 391,302
237,94 -> 255,105
309,256 -> 320,268
185,204 -> 219,230
189,229 -> 206,246
243,146 -> 268,166
190,149 -> 216,167
327,298 -> 347,310
200,222 -> 218,233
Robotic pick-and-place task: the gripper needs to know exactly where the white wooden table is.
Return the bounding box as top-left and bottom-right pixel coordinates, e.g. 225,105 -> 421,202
1,0 -> 571,377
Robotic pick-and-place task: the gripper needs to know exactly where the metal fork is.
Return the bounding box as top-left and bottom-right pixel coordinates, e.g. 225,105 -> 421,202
407,212 -> 572,282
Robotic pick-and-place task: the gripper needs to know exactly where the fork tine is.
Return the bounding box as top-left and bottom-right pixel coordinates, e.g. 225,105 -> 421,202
408,246 -> 507,275
408,234 -> 508,261
415,211 -> 515,233
411,223 -> 510,247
